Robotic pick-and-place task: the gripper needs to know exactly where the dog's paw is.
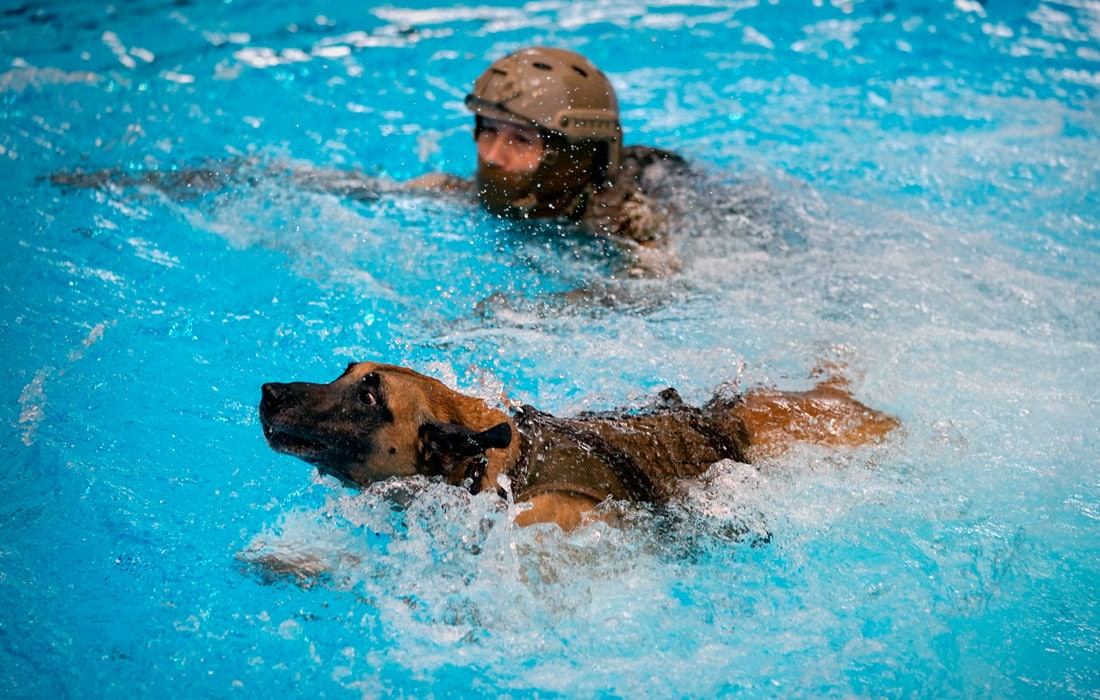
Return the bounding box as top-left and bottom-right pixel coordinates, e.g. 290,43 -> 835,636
237,536 -> 362,588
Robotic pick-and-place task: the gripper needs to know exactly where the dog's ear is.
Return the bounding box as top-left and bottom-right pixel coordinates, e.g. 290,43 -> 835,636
417,421 -> 512,479
470,422 -> 513,451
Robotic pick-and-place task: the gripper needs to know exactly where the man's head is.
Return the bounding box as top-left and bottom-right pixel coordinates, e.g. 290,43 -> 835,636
465,47 -> 622,218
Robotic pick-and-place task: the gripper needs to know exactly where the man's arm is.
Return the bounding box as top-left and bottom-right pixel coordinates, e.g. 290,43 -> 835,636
48,157 -> 468,204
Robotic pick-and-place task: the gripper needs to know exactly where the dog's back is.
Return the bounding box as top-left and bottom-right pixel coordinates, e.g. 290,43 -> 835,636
508,389 -> 750,505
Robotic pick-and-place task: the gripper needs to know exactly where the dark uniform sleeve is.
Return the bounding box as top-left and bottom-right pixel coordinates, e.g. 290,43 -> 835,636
580,145 -> 691,244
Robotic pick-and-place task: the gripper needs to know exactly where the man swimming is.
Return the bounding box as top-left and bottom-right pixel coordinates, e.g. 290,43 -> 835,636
406,48 -> 690,261
50,47 -> 692,274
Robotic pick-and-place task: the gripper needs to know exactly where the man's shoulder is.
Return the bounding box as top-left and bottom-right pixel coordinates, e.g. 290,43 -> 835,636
621,145 -> 691,178
619,145 -> 694,194
621,144 -> 690,169
404,172 -> 474,193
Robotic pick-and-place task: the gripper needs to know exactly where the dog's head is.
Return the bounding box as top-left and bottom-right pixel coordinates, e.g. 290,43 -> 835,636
259,362 -> 514,489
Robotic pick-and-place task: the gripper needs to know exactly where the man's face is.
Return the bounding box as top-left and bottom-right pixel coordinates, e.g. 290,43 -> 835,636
475,117 -> 546,216
475,117 -> 544,174
473,116 -> 599,218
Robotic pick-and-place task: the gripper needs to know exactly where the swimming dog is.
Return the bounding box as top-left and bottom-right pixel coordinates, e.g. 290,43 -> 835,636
259,362 -> 899,530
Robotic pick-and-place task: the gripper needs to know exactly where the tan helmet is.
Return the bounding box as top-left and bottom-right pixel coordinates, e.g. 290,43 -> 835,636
466,47 -> 622,180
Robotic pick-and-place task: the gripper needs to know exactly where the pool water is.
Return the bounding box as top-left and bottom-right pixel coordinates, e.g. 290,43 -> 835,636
3,0 -> 1099,696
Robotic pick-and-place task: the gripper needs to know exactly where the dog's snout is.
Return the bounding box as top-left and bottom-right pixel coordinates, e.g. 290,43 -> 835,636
261,382 -> 289,409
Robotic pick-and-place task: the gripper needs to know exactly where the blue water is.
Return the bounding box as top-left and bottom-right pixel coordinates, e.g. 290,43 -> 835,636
3,0 -> 1099,696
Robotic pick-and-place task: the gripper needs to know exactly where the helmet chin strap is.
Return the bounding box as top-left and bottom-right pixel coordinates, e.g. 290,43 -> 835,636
540,147 -> 560,168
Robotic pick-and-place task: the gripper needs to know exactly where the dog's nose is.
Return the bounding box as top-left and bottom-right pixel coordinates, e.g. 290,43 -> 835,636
261,382 -> 286,405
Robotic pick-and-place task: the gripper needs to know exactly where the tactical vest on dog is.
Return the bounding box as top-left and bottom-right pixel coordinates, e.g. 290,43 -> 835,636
508,390 -> 749,506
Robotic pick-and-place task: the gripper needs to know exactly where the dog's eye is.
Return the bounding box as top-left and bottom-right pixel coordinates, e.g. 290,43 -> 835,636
358,373 -> 381,407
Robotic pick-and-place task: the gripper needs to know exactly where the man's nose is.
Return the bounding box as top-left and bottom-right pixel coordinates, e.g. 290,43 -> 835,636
481,133 -> 509,166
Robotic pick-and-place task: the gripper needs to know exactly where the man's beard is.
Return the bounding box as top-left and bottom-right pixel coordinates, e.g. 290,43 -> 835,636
475,162 -> 539,218
475,142 -> 597,219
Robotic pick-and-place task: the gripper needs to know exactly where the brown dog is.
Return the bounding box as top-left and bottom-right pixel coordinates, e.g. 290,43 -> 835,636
259,362 -> 899,530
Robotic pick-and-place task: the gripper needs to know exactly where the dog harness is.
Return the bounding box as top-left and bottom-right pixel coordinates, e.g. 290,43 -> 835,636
507,394 -> 747,506
508,406 -> 657,505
